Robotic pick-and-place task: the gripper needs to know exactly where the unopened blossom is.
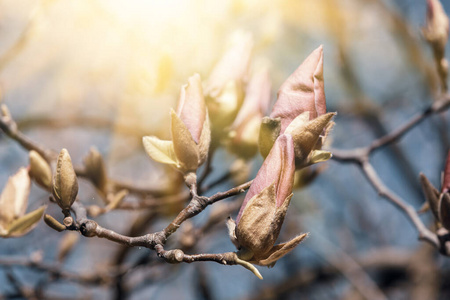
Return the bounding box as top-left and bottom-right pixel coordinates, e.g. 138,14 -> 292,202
259,46 -> 335,167
424,0 -> 450,91
271,46 -> 326,132
143,74 -> 211,173
205,32 -> 253,144
228,134 -> 307,266
0,168 -> 45,238
228,67 -> 271,159
53,149 -> 78,211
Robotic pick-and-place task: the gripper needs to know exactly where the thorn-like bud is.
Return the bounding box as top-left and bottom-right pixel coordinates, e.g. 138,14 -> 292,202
53,149 -> 78,211
43,214 -> 66,232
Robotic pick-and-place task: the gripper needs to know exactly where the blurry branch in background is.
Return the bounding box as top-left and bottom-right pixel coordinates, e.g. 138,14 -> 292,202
332,95 -> 450,251
243,245 -> 438,300
332,0 -> 450,255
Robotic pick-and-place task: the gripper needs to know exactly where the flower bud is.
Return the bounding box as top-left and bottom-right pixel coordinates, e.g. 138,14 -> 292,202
83,147 -> 107,194
228,67 -> 271,159
29,150 -> 52,190
205,32 -> 253,98
53,149 -> 78,211
143,74 -> 210,174
205,32 -> 252,144
271,46 -> 326,133
231,134 -> 307,266
44,214 -> 66,232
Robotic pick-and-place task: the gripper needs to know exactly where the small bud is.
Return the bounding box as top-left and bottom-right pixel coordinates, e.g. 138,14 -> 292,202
83,147 -> 107,194
44,214 -> 66,232
29,150 -> 52,190
53,149 -> 78,211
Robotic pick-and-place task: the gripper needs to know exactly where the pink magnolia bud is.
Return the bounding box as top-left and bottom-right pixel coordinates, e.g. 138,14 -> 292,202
143,74 -> 211,174
236,134 -> 295,224
270,46 -> 326,133
229,134 -> 307,266
176,74 -> 206,144
228,68 -> 272,159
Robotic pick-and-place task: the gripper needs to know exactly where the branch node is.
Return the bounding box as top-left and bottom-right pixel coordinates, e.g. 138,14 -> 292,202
80,220 -> 97,237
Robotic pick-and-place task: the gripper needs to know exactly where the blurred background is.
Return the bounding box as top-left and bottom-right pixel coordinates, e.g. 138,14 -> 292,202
0,0 -> 449,299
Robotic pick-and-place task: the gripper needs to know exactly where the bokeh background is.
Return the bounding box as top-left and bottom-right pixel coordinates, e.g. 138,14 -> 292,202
1,0 -> 450,299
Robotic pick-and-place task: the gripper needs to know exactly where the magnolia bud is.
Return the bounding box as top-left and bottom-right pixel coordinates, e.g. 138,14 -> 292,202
232,134 -> 306,266
271,46 -> 326,133
53,149 -> 78,211
29,150 -> 52,190
83,147 -> 107,194
143,74 -> 210,174
228,68 -> 272,159
44,214 -> 66,232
